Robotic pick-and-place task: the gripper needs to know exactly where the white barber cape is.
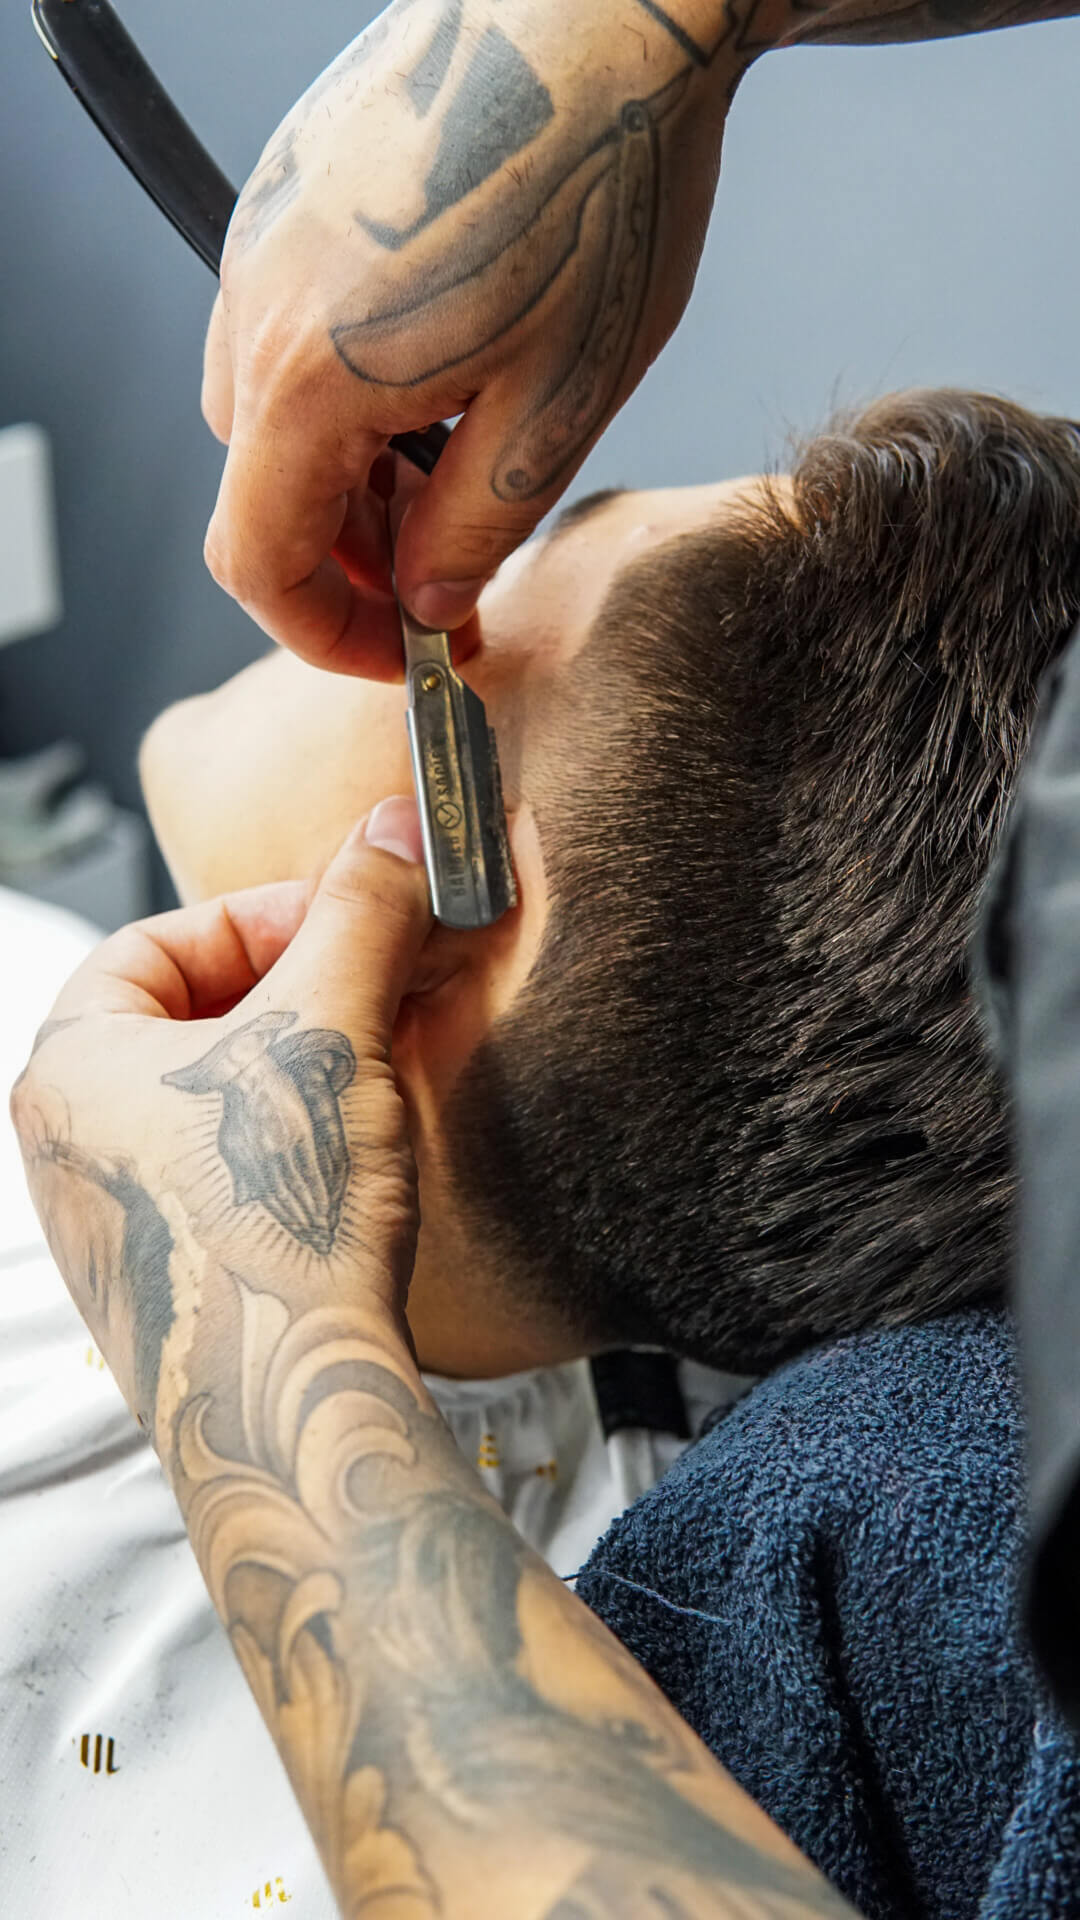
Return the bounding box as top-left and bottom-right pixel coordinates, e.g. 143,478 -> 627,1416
0,886 -> 742,1919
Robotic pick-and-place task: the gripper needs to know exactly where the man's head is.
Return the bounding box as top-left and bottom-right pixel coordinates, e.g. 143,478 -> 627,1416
143,389 -> 1080,1376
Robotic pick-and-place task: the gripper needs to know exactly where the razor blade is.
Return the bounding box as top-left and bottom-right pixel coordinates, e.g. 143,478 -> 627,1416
397,598 -> 517,931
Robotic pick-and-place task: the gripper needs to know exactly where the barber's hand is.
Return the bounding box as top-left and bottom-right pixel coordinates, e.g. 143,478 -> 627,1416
201,0 -> 748,674
9,800 -> 431,1441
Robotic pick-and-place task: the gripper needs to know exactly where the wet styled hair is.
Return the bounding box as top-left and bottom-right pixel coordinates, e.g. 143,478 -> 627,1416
442,391 -> 1080,1372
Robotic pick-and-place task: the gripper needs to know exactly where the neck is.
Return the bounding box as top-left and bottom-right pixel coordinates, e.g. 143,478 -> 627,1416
405,1232 -> 585,1382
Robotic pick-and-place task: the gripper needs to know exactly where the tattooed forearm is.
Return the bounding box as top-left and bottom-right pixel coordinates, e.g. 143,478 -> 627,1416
27,1130 -> 175,1428
14,999 -> 857,1914
168,1277 -> 855,1916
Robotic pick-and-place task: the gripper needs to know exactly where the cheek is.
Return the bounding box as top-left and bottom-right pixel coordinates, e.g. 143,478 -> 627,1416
306,677 -> 416,834
355,698 -> 415,795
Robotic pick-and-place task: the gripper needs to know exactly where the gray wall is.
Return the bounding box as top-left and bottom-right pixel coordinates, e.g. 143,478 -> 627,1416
2,4 -> 1078,904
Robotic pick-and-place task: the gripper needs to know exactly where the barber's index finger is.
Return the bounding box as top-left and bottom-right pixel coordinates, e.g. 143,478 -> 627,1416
49,882 -> 314,1025
203,406 -> 408,674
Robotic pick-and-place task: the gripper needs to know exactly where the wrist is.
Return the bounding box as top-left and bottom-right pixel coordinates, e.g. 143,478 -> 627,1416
152,1236 -> 420,1481
690,0 -> 803,68
502,0 -> 745,103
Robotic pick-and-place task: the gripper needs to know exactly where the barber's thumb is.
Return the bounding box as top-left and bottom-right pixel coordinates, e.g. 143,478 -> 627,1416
272,798 -> 431,1038
393,399 -> 551,631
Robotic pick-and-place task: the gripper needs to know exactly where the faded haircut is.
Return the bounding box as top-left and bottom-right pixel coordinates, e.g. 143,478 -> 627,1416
441,391 -> 1080,1374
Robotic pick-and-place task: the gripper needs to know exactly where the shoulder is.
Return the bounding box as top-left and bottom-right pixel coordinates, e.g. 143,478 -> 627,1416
576,1310 -> 1036,1914
578,1308 -> 1024,1637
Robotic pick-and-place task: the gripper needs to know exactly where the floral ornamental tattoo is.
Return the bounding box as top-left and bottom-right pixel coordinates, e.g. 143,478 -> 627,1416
162,1012 -> 357,1258
175,1279 -> 854,1918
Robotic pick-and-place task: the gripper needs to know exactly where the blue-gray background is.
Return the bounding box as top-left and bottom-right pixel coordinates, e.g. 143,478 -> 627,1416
1,3 -> 1078,904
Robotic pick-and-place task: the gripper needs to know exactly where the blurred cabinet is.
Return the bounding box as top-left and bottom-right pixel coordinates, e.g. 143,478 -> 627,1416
7,809 -> 150,933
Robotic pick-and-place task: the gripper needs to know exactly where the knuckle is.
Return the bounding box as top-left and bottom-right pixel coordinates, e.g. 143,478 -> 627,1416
201,382 -> 230,444
438,515 -> 534,575
202,522 -> 230,589
245,311 -> 326,418
321,866 -> 415,928
218,245 -> 241,299
244,312 -> 288,388
203,522 -> 260,607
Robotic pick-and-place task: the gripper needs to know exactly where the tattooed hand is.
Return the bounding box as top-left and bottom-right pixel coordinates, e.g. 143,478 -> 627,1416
200,0 -> 754,671
9,796 -> 432,1439
200,0 -> 1077,675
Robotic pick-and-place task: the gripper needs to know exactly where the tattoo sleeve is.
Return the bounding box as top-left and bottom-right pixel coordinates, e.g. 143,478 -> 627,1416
16,1007 -> 856,1918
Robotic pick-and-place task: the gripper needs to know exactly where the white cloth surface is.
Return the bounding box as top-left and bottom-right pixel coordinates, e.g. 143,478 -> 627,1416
0,885 -> 742,1917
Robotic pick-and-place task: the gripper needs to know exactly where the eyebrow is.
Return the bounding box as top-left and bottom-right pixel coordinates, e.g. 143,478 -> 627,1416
543,487 -> 629,547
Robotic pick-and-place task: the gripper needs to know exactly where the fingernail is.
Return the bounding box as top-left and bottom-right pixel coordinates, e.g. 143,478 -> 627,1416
410,577 -> 485,629
361,795 -> 425,865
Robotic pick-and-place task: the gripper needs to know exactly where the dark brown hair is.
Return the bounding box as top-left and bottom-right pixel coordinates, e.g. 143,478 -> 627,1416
443,391 -> 1080,1372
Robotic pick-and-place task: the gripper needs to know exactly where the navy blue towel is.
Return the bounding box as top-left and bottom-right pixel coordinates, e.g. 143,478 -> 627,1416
577,1310 -> 1080,1919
